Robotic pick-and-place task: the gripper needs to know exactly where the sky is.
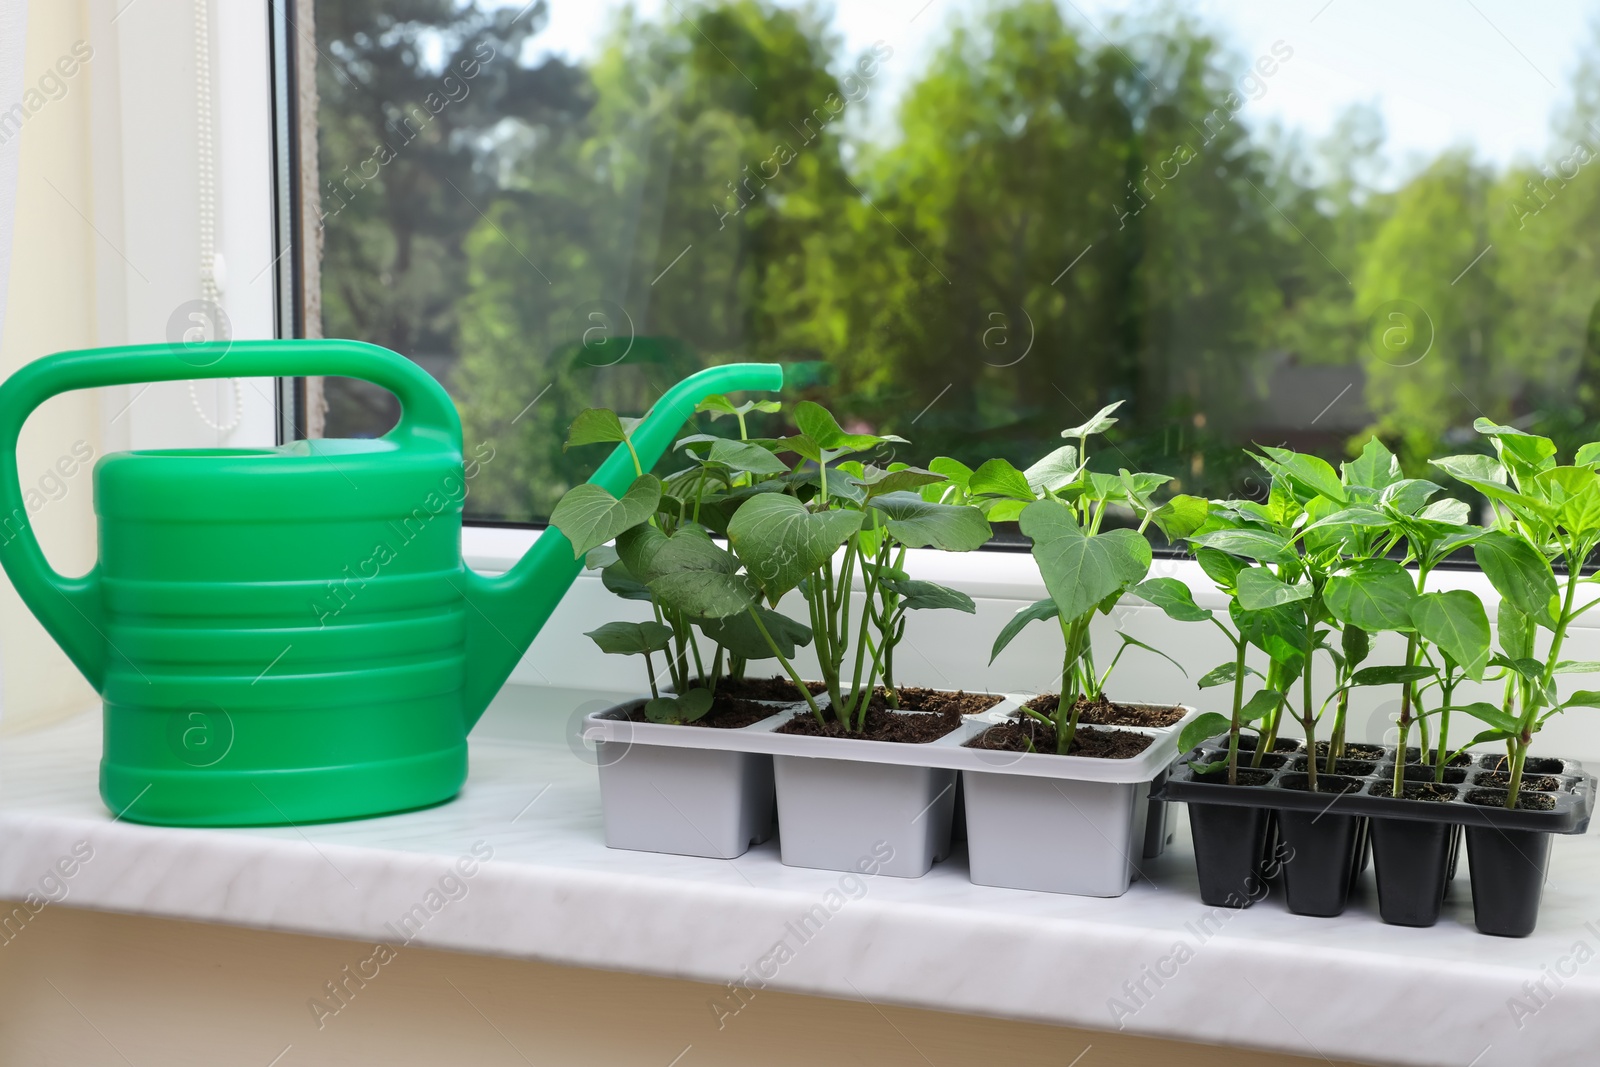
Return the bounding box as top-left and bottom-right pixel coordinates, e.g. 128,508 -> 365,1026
495,0 -> 1600,185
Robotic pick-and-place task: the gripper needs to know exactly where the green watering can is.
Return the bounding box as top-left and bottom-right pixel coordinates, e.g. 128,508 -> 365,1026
0,339 -> 781,826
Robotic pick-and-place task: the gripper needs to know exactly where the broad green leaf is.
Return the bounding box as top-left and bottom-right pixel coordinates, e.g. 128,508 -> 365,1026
1061,400 -> 1124,439
1344,437 -> 1401,491
1379,478 -> 1444,516
793,401 -> 902,452
1342,623 -> 1371,672
648,524 -> 736,574
969,458 -> 1036,501
1230,601 -> 1307,665
928,456 -> 974,490
600,560 -> 653,602
727,494 -> 864,604
1350,664 -> 1435,686
885,579 -> 976,613
1190,529 -> 1298,566
1195,547 -> 1246,588
1237,567 -> 1313,610
1131,577 -> 1213,621
549,475 -> 662,559
647,527 -> 759,618
1023,445 -> 1081,494
702,438 -> 789,476
1498,600 -> 1534,660
1021,499 -> 1152,623
1239,689 -> 1283,723
1257,445 -> 1345,503
1178,712 -> 1231,754
1151,494 -> 1210,540
779,433 -> 823,464
1324,559 -> 1416,632
585,546 -> 620,570
1416,498 -> 1471,526
1410,589 -> 1491,681
854,465 -> 947,500
698,607 -> 812,660
1561,690 -> 1600,709
1554,661 -> 1600,674
983,498 -> 1030,523
1576,442 -> 1600,469
990,597 -> 1059,663
1432,453 -> 1507,488
1434,454 -> 1552,524
565,408 -> 637,449
585,621 -> 673,656
644,688 -> 715,724
1533,466 -> 1600,533
616,523 -> 669,584
1450,701 -> 1520,733
1196,662 -> 1241,687
1476,419 -> 1558,475
869,492 -> 992,551
1473,531 -> 1558,627
1299,505 -> 1390,535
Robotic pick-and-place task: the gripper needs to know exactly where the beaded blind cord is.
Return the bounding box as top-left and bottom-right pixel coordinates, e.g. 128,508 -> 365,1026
189,0 -> 242,434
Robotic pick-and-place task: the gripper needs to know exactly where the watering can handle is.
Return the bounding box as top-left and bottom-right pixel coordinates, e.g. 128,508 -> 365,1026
0,339 -> 458,689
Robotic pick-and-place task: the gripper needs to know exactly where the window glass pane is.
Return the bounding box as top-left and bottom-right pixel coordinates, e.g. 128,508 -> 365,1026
311,1 -> 1600,529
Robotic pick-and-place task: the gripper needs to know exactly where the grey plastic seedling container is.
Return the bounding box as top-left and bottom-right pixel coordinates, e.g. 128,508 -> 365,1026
585,695 -> 1196,891
591,698 -> 777,859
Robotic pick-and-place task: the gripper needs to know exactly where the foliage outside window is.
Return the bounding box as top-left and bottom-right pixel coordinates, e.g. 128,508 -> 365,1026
310,0 -> 1600,530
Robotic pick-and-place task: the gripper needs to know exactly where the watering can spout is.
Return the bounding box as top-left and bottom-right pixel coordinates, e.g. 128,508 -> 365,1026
458,362 -> 783,726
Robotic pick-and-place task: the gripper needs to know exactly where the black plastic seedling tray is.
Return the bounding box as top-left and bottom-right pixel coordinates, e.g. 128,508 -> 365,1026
1160,744 -> 1594,832
1155,737 -> 1596,937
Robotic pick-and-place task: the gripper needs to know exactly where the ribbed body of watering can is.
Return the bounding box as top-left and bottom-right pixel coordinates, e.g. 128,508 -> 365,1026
0,340 -> 781,826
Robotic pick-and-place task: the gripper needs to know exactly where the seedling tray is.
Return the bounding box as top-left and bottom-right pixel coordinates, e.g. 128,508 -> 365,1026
586,695 -> 1198,889
1157,738 -> 1595,834
1158,735 -> 1597,935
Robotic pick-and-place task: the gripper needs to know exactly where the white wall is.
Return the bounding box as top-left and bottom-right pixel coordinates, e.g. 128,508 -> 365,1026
0,1 -> 277,732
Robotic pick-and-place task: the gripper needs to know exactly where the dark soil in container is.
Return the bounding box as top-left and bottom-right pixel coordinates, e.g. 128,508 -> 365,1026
1193,768 -> 1273,786
1280,773 -> 1364,795
1312,741 -> 1386,761
1199,748 -> 1289,770
1476,772 -> 1561,791
887,687 -> 1003,715
1291,757 -> 1377,776
1480,756 -> 1566,775
966,720 -> 1153,759
1023,694 -> 1184,727
1467,788 -> 1556,811
1368,782 -> 1458,802
628,694 -> 777,730
701,675 -> 826,702
1380,764 -> 1468,785
777,705 -> 960,744
1239,735 -> 1302,753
